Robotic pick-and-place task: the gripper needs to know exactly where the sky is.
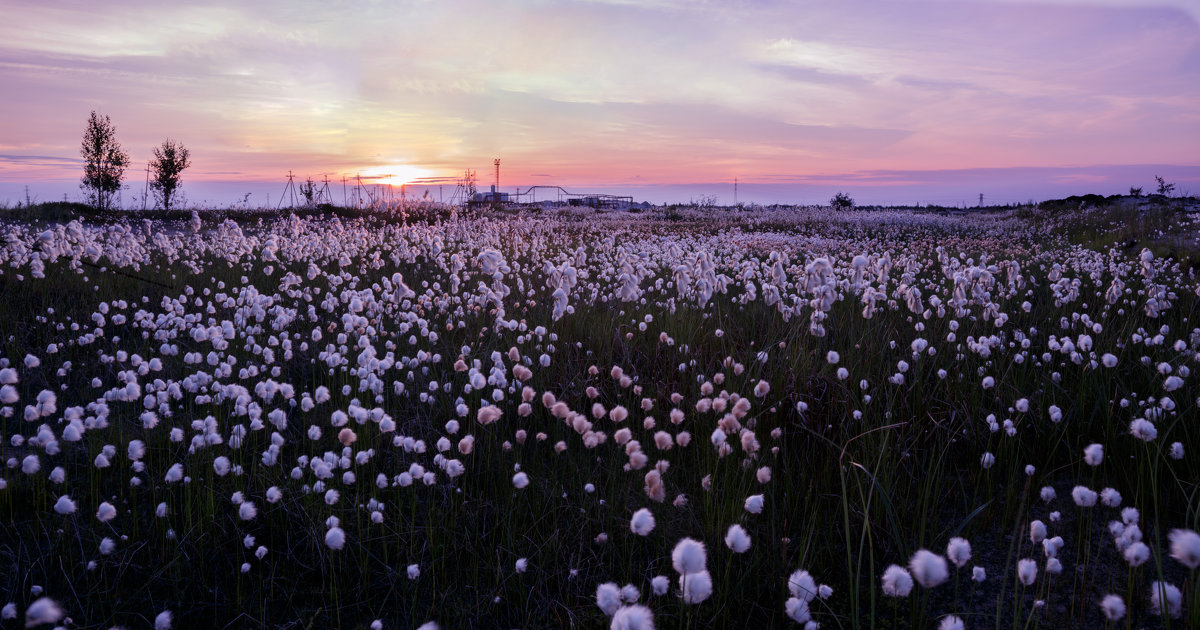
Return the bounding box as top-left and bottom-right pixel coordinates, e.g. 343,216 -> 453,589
1,0 -> 1198,207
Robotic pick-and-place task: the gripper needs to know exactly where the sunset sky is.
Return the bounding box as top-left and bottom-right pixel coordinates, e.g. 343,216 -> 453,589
1,0 -> 1197,206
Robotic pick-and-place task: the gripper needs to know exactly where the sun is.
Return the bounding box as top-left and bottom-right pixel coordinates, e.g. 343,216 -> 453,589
359,164 -> 431,187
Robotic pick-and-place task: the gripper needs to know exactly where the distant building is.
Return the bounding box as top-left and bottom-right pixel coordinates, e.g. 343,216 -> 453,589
469,186 -> 511,207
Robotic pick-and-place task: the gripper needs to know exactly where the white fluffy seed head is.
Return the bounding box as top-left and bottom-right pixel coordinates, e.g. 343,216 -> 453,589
324,526 -> 345,550
787,569 -> 817,602
1149,581 -> 1182,618
724,524 -> 751,553
908,549 -> 949,588
1168,529 -> 1200,569
1099,594 -> 1125,621
881,565 -> 913,597
630,508 -> 655,536
678,570 -> 712,604
1017,558 -> 1038,585
946,537 -> 971,568
596,582 -> 622,616
671,537 -> 706,574
610,604 -> 654,630
24,597 -> 63,627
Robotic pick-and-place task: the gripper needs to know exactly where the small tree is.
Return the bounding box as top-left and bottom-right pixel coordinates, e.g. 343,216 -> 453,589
1155,175 -> 1175,197
300,177 -> 317,205
1129,186 -> 1143,197
831,191 -> 855,210
80,111 -> 130,212
149,139 -> 191,212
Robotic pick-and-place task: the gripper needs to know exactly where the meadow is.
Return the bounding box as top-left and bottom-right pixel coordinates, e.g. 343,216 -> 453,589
0,201 -> 1197,629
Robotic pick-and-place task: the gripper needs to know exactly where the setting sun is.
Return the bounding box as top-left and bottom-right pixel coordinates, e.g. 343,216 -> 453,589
359,164 -> 432,187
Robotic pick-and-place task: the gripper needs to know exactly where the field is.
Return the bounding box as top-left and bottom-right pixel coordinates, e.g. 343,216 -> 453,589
0,202 -> 1197,629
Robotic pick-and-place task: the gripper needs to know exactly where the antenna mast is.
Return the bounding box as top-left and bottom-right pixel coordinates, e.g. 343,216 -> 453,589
494,158 -> 500,191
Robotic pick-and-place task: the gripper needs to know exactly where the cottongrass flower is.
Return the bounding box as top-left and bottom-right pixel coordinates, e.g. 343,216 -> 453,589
784,597 -> 811,623
672,538 -> 706,574
881,565 -> 913,597
630,508 -> 655,536
744,494 -> 764,514
96,501 -> 117,523
1043,536 -> 1064,558
1168,529 -> 1200,569
1030,520 -> 1047,544
610,605 -> 654,630
1099,594 -> 1125,621
1123,542 -> 1150,567
24,597 -> 63,627
515,558 -> 528,573
679,570 -> 712,604
1100,488 -> 1122,507
787,570 -> 817,602
416,622 -> 439,630
407,564 -> 420,579
52,495 -> 76,515
21,455 -> 39,475
324,526 -> 345,550
155,609 -> 173,629
938,615 -> 964,630
724,524 -> 751,553
755,467 -> 771,483
1129,418 -> 1157,441
972,567 -> 986,582
620,584 -> 639,602
946,537 -> 971,568
596,582 -> 622,615
1083,444 -> 1103,466
908,550 -> 949,588
512,472 -> 530,489
1071,485 -> 1097,507
651,576 -> 669,596
239,501 -> 257,521
1017,558 -> 1037,585
1149,581 -> 1182,618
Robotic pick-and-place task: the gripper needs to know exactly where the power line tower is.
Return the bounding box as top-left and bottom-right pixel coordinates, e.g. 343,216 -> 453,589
978,193 -> 984,208
494,158 -> 500,191
143,161 -> 150,210
278,171 -> 298,209
319,174 -> 332,205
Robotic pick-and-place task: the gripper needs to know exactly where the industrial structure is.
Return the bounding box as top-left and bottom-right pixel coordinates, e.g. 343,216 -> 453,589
466,158 -> 635,210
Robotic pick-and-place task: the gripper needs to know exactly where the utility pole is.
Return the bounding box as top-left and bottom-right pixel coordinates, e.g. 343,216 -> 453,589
143,161 -> 150,211
734,176 -> 738,205
978,193 -> 983,208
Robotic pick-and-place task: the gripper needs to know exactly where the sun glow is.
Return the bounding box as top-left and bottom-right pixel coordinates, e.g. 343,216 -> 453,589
358,164 -> 432,187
